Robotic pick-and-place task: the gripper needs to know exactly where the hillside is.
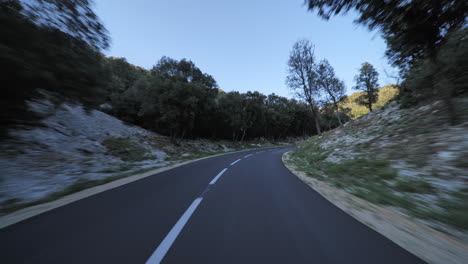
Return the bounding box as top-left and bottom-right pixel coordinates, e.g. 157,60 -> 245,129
339,85 -> 399,119
0,92 -> 284,213
287,97 -> 468,246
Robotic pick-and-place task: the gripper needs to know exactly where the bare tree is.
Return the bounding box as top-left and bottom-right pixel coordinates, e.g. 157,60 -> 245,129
316,59 -> 346,126
286,39 -> 322,135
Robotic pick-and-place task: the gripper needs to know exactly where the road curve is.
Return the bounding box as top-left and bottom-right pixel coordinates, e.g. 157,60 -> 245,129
0,147 -> 424,263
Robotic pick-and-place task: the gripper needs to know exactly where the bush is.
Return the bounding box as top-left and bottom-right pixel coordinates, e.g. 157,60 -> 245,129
400,28 -> 468,108
102,137 -> 149,162
395,178 -> 434,193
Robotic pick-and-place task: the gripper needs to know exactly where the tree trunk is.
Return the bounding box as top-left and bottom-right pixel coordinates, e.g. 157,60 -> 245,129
336,112 -> 343,126
180,129 -> 186,140
240,128 -> 247,142
334,102 -> 343,126
313,113 -> 321,135
310,106 -> 321,135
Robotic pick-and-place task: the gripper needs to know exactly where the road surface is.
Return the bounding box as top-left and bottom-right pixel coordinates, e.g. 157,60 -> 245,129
0,147 -> 424,263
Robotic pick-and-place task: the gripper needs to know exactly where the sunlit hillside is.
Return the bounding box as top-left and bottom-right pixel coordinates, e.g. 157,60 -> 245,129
340,85 -> 399,119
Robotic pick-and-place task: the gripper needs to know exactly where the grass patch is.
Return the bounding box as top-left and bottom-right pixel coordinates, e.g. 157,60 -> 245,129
433,189 -> 468,230
351,187 -> 415,211
395,178 -> 434,193
97,164 -> 135,173
289,137 -> 418,219
288,135 -> 468,231
102,137 -> 149,162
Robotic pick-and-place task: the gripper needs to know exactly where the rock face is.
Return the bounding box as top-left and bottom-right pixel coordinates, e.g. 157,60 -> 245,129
320,99 -> 468,192
0,98 -> 167,203
312,97 -> 468,242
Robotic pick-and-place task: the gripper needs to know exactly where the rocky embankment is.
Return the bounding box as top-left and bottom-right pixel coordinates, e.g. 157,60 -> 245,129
0,95 -> 283,212
286,98 -> 468,263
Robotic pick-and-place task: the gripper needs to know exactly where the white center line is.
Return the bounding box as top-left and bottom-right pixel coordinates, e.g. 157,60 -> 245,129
230,159 -> 241,165
244,154 -> 253,158
209,168 -> 228,185
146,197 -> 203,264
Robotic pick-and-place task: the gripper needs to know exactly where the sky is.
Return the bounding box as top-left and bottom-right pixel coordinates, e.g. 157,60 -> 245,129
94,0 -> 397,98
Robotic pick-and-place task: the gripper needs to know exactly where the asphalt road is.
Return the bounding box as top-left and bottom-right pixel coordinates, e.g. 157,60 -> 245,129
0,146 -> 424,263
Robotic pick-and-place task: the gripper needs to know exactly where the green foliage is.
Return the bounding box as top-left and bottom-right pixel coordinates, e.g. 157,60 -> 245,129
306,0 -> 467,71
0,1 -> 109,134
400,28 -> 468,108
353,62 -> 379,111
291,137 -> 398,183
102,55 -> 318,141
102,137 -> 149,162
306,1 -> 468,123
102,57 -> 147,110
8,0 -> 109,50
316,59 -> 346,125
290,136 -> 468,230
290,138 -> 411,209
286,40 -> 349,134
340,85 -> 399,119
395,178 -> 434,193
433,189 -> 468,230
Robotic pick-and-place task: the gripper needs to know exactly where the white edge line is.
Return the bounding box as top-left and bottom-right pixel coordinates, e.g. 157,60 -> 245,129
209,168 -> 228,185
230,159 -> 241,165
244,154 -> 253,158
146,197 -> 203,264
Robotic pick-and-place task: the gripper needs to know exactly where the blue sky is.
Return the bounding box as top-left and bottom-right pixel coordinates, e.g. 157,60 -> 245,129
95,0 -> 397,98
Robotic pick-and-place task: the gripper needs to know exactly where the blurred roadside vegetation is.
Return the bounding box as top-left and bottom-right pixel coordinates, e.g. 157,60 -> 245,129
1,0 -> 108,134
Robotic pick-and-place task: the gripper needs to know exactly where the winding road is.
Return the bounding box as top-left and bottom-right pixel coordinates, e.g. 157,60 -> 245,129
0,147 -> 424,263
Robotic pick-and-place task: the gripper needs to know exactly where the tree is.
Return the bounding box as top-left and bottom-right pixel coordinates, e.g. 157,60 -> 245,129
316,59 -> 346,125
354,62 -> 379,112
147,57 -> 218,139
306,0 -> 467,71
265,94 -> 293,139
286,39 -> 322,135
14,0 -> 109,50
103,57 -> 148,113
0,1 -> 109,134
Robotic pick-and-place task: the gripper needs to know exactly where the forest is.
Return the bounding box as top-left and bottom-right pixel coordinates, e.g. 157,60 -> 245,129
1,0 -> 467,140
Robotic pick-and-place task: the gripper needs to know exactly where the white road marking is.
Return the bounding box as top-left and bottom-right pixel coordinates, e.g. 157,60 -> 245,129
230,159 -> 241,165
244,154 -> 253,158
209,168 -> 228,185
146,198 -> 203,264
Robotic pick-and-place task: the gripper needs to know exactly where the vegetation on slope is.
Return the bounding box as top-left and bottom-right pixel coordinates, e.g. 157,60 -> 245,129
339,85 -> 399,119
288,97 -> 468,236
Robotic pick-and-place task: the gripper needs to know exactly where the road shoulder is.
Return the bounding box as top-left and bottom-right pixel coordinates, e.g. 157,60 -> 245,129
282,151 -> 468,264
